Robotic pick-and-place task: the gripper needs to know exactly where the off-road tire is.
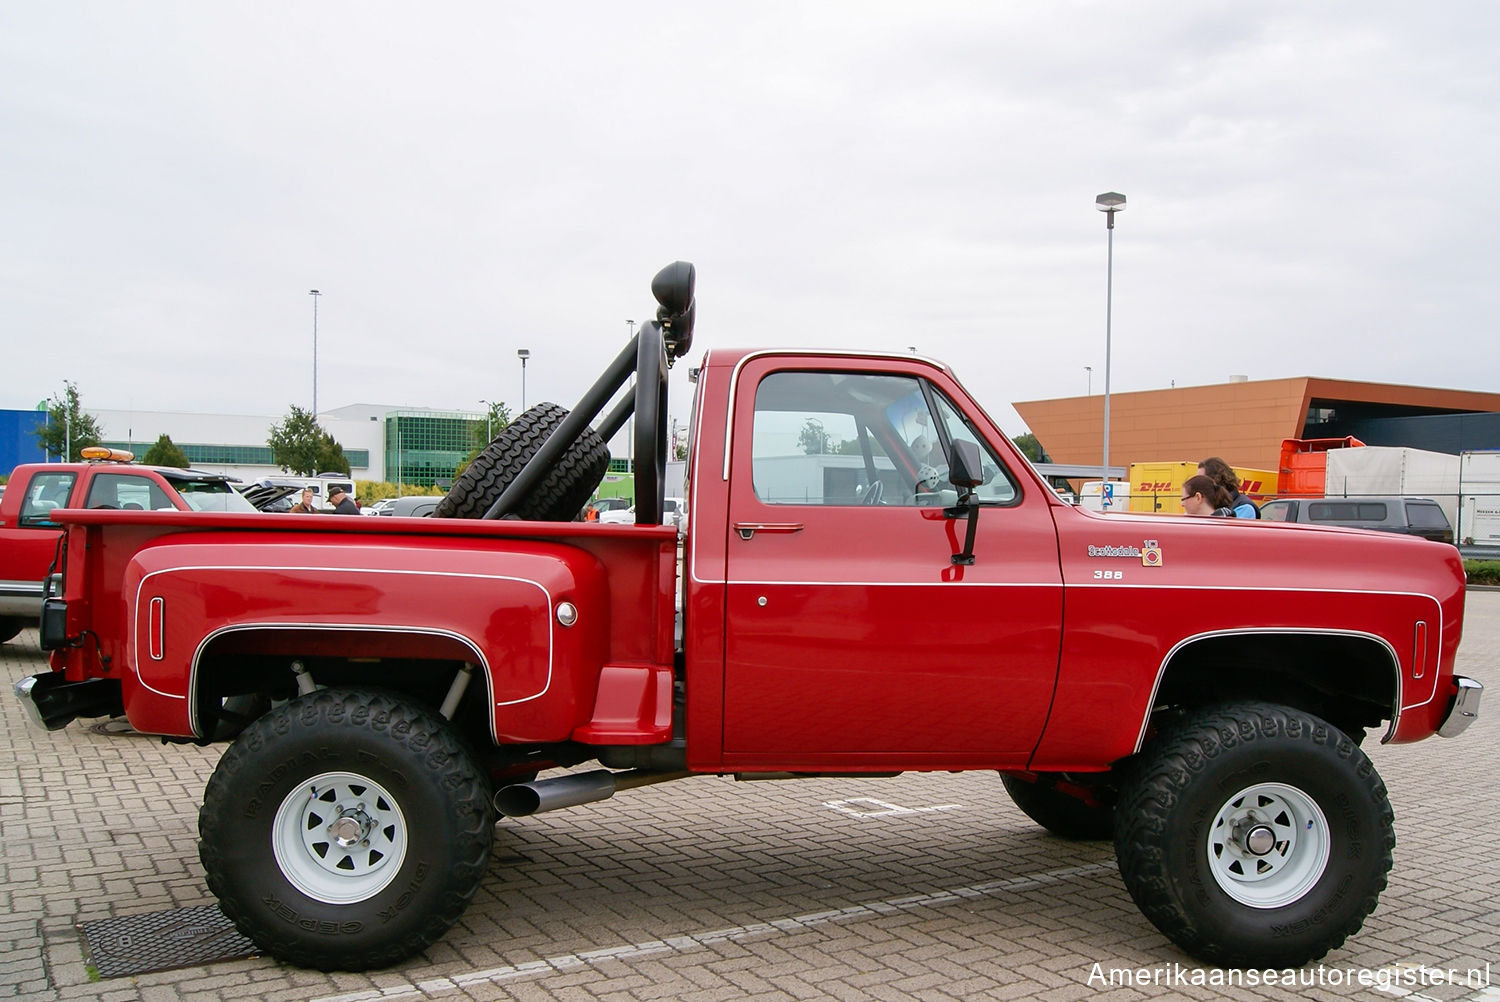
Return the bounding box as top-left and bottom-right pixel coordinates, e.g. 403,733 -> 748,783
199,689 -> 493,971
435,402 -> 609,521
0,617 -> 24,644
1001,773 -> 1114,840
1114,701 -> 1393,969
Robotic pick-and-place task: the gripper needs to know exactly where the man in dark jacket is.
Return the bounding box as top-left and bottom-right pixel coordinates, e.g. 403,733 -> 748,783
326,486 -> 360,515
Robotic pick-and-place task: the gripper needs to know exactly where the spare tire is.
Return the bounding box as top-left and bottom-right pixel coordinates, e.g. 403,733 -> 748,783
435,402 -> 610,521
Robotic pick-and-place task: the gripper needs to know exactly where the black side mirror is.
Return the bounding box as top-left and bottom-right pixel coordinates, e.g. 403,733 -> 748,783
948,440 -> 984,490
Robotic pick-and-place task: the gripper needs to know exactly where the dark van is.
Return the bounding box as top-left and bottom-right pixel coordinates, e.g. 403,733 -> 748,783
1259,496 -> 1454,544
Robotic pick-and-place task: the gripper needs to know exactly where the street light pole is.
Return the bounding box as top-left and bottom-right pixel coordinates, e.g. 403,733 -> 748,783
309,290 -> 321,415
517,349 -> 530,412
479,399 -> 491,443
1085,365 -> 1093,396
1095,192 -> 1126,489
625,320 -> 636,484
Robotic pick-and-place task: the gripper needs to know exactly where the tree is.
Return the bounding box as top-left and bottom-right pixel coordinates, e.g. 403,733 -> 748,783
1012,433 -> 1048,463
457,401 -> 514,476
797,418 -> 830,455
33,381 -> 104,461
141,434 -> 190,468
268,406 -> 350,476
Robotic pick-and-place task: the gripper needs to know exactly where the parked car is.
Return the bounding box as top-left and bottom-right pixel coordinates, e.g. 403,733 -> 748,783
361,498 -> 395,516
584,496 -> 631,520
598,496 -> 686,528
378,495 -> 441,517
1259,496 -> 1454,544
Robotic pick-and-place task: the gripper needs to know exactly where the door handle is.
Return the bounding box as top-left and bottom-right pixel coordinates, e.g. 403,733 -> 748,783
733,522 -> 804,540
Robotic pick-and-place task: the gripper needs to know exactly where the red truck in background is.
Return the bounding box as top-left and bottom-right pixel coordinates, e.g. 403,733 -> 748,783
0,451 -> 257,644
15,263 -> 1484,974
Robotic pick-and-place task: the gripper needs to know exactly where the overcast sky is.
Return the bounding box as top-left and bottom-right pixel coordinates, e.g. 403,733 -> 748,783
3,3 -> 1496,451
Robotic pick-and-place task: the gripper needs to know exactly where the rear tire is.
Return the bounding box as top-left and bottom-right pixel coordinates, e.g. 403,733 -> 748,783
199,689 -> 493,971
1114,701 -> 1393,969
435,402 -> 609,521
1001,773 -> 1114,840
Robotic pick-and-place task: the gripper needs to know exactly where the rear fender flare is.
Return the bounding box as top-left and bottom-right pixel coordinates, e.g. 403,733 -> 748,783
188,623 -> 496,740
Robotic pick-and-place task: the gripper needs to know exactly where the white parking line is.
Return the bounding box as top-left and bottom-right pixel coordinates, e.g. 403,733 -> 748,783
309,861 -> 1117,1002
824,796 -> 964,817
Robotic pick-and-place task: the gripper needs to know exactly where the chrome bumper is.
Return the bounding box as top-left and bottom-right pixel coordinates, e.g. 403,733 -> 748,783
1438,676 -> 1483,738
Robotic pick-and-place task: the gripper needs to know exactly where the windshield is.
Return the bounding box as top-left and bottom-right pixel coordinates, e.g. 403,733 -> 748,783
171,478 -> 259,513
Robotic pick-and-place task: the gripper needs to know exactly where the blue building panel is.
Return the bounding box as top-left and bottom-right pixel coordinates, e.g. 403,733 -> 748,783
0,409 -> 50,474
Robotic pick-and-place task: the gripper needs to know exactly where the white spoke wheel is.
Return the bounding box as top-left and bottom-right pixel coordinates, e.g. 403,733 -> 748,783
273,772 -> 408,903
1207,782 -> 1329,908
200,689 -> 494,971
1114,702 -> 1393,970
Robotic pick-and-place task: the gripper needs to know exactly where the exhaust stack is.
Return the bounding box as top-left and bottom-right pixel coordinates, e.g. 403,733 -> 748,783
494,769 -> 689,817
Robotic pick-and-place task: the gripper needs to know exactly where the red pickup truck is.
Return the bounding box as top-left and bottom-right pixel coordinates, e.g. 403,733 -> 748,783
16,263 -> 1483,974
0,452 -> 256,644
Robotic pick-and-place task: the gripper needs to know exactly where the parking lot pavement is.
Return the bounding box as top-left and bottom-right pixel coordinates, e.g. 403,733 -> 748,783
2,595 -> 1497,1002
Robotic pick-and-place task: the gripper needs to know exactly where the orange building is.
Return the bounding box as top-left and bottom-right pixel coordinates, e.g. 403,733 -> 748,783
1014,377 -> 1500,477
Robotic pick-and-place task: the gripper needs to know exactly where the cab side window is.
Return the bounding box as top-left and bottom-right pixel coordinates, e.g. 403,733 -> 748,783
85,473 -> 174,511
750,370 -> 1014,507
20,473 -> 77,526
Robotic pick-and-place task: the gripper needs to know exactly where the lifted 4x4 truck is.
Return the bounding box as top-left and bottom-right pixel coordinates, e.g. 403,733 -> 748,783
17,263 -> 1484,972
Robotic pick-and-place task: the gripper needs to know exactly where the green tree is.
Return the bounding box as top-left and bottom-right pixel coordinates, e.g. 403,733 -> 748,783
457,401 -> 514,476
268,406 -> 350,476
1012,432 -> 1048,463
797,418 -> 829,455
33,381 -> 104,461
141,434 -> 190,468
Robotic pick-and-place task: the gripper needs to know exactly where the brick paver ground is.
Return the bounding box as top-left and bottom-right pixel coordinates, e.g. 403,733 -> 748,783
2,595 -> 1496,1002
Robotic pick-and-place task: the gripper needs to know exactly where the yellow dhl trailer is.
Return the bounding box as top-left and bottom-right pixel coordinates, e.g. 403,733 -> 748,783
1129,461 -> 1277,514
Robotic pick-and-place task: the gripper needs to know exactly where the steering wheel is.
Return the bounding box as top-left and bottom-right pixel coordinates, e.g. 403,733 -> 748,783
862,479 -> 885,505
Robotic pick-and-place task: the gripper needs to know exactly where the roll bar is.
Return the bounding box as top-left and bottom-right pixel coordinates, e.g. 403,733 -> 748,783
482,261 -> 695,525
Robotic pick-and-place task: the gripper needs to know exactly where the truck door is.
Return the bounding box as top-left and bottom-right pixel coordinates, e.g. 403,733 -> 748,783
721,360 -> 1063,767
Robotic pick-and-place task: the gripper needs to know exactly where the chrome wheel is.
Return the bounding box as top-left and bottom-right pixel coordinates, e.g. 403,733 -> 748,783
272,770 -> 407,904
1207,781 -> 1329,908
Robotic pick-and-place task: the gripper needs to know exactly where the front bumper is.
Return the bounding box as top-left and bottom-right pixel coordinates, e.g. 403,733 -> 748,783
1438,675 -> 1483,738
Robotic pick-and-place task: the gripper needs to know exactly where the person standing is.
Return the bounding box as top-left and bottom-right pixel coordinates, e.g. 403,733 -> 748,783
1198,457 -> 1260,518
288,487 -> 318,513
1182,474 -> 1234,517
326,486 -> 360,515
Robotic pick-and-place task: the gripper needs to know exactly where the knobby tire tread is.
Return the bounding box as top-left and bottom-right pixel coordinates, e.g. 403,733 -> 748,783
199,689 -> 493,971
1113,701 -> 1393,969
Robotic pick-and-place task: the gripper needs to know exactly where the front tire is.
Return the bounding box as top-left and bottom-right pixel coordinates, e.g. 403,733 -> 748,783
0,617 -> 24,644
1114,702 -> 1393,969
199,689 -> 493,970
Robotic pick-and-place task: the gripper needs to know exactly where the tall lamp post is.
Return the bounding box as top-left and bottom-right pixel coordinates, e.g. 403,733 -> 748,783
625,320 -> 636,483
1095,192 -> 1125,488
309,289 -> 321,415
517,348 -> 530,412
479,398 -> 491,443
1084,365 -> 1093,396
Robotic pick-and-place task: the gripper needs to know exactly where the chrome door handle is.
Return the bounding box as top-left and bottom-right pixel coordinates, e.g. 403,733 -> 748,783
733,522 -> 804,540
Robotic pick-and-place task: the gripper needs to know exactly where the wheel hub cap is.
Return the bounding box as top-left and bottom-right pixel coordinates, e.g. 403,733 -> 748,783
1207,782 -> 1331,909
272,772 -> 408,904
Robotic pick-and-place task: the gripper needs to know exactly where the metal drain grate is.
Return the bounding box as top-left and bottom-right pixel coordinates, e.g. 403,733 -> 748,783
79,904 -> 257,978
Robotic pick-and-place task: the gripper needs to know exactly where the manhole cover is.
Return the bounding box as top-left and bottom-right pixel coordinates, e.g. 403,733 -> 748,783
79,904 -> 257,978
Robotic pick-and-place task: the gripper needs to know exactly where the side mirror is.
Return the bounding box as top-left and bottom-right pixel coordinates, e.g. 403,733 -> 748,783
948,440 -> 984,490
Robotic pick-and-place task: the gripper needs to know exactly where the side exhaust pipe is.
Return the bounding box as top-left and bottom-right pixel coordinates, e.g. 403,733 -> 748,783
494,769 -> 689,818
